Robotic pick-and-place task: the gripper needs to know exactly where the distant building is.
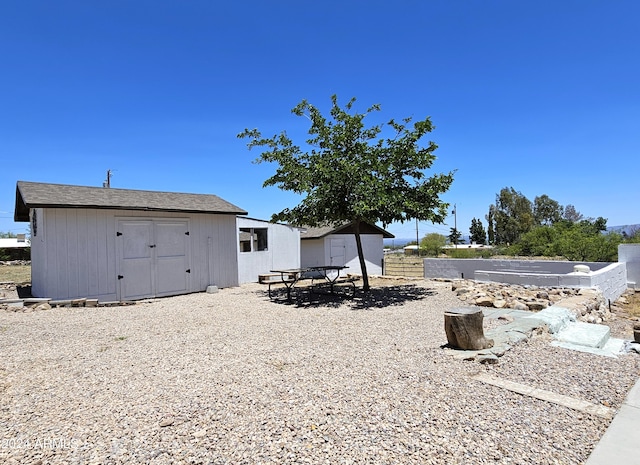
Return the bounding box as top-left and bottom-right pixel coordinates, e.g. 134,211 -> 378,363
0,235 -> 31,260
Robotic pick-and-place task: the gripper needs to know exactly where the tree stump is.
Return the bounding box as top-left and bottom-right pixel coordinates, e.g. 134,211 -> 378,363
444,307 -> 494,350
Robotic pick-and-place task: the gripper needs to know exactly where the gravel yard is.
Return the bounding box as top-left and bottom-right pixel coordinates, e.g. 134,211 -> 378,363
1,280 -> 639,464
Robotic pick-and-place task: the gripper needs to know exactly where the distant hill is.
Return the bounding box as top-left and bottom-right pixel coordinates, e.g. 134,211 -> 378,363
608,224 -> 640,236
384,235 -> 472,248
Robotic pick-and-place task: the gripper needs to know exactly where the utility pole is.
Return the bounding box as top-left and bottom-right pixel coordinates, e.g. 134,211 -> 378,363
103,169 -> 113,188
453,204 -> 457,249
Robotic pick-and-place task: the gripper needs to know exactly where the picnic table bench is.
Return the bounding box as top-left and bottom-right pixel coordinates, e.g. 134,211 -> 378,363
261,266 -> 357,301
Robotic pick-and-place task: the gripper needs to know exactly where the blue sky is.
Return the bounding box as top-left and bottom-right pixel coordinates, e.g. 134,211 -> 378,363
1,1 -> 638,240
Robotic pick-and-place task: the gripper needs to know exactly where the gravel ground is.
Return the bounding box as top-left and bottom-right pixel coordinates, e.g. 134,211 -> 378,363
1,280 -> 639,465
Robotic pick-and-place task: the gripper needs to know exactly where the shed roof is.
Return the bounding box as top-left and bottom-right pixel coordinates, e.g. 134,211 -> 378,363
14,181 -> 248,222
300,221 -> 394,240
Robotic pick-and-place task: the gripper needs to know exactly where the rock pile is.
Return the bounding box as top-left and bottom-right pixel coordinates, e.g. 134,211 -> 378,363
451,279 -> 611,323
0,260 -> 31,266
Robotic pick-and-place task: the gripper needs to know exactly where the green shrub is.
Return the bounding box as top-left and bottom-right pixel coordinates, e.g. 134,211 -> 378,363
444,248 -> 493,259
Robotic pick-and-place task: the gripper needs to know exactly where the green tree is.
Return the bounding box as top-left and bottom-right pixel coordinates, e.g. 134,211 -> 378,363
486,205 -> 495,245
448,227 -> 462,245
469,217 -> 487,245
624,226 -> 640,243
533,194 -> 563,226
238,95 -> 455,291
511,225 -> 561,257
563,204 -> 584,223
492,187 -> 534,245
420,233 -> 446,256
513,217 -> 620,261
0,231 -> 18,238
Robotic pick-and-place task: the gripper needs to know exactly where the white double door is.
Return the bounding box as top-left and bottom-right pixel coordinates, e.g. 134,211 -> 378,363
116,219 -> 190,300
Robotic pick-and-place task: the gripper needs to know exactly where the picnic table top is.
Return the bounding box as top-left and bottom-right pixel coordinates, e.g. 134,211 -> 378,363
270,265 -> 348,274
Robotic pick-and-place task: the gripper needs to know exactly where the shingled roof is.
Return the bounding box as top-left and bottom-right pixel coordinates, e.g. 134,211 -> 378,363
14,181 -> 248,222
300,221 -> 394,239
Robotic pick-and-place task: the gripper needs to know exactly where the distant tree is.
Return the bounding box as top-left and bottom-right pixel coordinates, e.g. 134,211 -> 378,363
491,187 -> 534,245
0,231 -> 18,238
563,204 -> 584,223
420,232 -> 447,256
238,95 -> 455,291
469,218 -> 487,245
577,217 -> 607,235
533,194 -> 563,226
625,226 -> 640,243
486,205 -> 495,245
512,217 -> 620,261
511,225 -> 561,257
448,227 -> 462,245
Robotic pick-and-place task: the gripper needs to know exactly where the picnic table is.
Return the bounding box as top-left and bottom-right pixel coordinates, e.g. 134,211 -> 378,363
263,265 -> 354,301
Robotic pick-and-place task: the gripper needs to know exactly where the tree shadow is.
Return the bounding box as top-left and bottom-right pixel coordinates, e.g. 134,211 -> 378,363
261,284 -> 437,310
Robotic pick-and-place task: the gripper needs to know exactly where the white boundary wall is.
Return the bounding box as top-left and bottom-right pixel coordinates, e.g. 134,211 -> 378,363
423,259 -> 608,280
423,258 -> 627,303
619,244 -> 640,289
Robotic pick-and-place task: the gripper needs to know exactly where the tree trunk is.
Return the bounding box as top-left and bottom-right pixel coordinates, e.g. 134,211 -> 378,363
353,221 -> 370,292
444,307 -> 494,350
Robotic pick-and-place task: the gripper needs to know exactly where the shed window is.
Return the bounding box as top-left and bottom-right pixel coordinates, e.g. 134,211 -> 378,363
239,227 -> 268,252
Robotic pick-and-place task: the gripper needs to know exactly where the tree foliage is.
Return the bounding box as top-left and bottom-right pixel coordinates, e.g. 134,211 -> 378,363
562,204 -> 584,223
492,187 -> 534,245
511,217 -> 621,261
469,217 -> 487,245
238,95 -> 455,291
486,187 -> 629,261
420,233 -> 447,256
448,227 -> 462,245
486,205 -> 495,245
533,194 -> 563,226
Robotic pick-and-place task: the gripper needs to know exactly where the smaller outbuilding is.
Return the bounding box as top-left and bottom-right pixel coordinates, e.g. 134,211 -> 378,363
237,217 -> 301,284
300,222 -> 394,276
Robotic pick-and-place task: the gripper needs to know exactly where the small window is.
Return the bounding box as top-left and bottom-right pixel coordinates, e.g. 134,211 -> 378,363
239,228 -> 252,252
254,228 -> 268,251
239,227 -> 268,252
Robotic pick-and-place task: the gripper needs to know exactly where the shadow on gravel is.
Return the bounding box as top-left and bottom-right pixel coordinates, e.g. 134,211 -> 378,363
262,284 -> 437,310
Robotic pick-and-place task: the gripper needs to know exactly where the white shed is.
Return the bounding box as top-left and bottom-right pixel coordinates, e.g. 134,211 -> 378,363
237,217 -> 301,284
14,181 -> 248,301
300,222 -> 394,276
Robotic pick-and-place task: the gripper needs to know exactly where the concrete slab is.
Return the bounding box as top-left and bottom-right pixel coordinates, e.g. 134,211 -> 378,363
555,322 -> 610,349
586,377 -> 640,465
471,373 -> 614,419
551,340 -> 620,358
483,308 -> 536,319
526,306 -> 575,333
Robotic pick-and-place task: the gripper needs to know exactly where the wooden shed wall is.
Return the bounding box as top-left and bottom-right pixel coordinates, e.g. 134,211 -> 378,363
30,207 -> 239,301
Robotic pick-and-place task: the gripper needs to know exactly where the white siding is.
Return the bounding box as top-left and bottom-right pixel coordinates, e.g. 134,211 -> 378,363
237,218 -> 300,284
30,208 -> 239,301
301,233 -> 385,275
300,238 -> 326,268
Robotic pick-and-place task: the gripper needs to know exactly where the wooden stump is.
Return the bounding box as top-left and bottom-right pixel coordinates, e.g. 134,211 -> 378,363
444,307 -> 494,350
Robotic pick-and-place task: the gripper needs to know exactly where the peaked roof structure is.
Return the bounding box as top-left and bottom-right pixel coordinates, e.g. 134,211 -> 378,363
300,221 -> 394,240
14,181 -> 248,222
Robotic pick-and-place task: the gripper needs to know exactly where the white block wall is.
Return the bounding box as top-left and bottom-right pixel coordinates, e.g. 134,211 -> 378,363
425,258 -> 627,303
619,244 -> 640,289
423,258 -> 607,280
